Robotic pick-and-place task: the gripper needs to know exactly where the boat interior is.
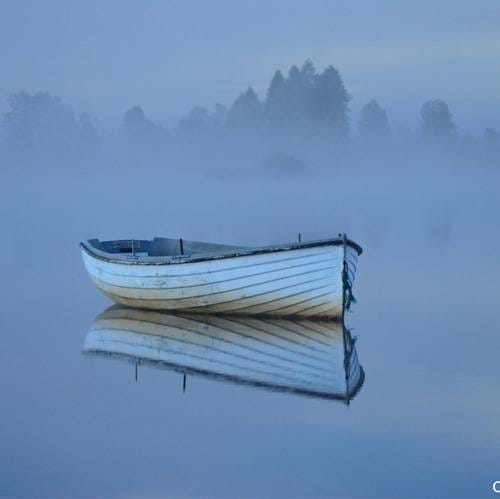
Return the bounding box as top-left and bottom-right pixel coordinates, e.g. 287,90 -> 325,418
87,237 -> 247,257
83,235 -> 362,260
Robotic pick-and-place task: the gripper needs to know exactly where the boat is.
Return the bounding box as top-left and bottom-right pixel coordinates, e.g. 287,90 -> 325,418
84,306 -> 364,402
80,234 -> 362,319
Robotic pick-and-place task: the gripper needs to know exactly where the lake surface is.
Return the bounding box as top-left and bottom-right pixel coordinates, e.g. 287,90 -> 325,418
1,165 -> 499,497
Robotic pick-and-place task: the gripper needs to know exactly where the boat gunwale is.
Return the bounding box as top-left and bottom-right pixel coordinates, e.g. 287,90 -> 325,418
80,237 -> 363,266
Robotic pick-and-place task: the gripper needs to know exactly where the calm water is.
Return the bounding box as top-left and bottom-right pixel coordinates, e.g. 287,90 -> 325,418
1,165 -> 499,497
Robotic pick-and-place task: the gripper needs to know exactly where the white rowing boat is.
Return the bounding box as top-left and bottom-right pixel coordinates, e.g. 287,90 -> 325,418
84,306 -> 364,402
80,235 -> 362,318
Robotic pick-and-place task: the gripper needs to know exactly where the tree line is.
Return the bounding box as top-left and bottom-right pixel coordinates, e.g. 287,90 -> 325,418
0,60 -> 498,168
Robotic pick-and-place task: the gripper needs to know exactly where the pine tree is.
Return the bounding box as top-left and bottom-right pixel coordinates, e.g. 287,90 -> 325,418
227,87 -> 262,133
421,100 -> 456,140
301,59 -> 317,86
359,100 -> 390,140
178,106 -> 211,140
121,105 -> 156,139
311,66 -> 350,138
286,64 -> 304,115
265,70 -> 287,126
282,61 -> 318,127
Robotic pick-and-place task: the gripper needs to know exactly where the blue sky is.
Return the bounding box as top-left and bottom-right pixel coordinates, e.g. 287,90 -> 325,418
1,1 -> 499,133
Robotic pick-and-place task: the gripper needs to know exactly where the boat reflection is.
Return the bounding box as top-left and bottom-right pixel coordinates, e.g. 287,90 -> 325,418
84,306 -> 364,402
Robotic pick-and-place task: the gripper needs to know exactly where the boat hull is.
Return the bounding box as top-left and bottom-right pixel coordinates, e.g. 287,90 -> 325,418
81,243 -> 358,318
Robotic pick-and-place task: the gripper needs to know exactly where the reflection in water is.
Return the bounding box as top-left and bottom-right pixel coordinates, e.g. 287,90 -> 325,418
84,306 -> 364,402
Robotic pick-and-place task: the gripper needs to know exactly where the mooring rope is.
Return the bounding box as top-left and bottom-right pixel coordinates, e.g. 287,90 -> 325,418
342,261 -> 357,311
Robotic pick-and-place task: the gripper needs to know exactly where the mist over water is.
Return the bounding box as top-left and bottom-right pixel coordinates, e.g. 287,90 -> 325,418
2,161 -> 499,497
1,1 -> 500,497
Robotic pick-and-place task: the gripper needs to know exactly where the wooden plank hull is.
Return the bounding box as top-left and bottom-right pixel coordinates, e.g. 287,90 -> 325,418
84,306 -> 364,401
81,243 -> 359,318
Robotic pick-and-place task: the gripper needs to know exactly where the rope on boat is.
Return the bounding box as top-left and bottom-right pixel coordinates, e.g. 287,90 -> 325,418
341,233 -> 357,312
342,261 -> 357,311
